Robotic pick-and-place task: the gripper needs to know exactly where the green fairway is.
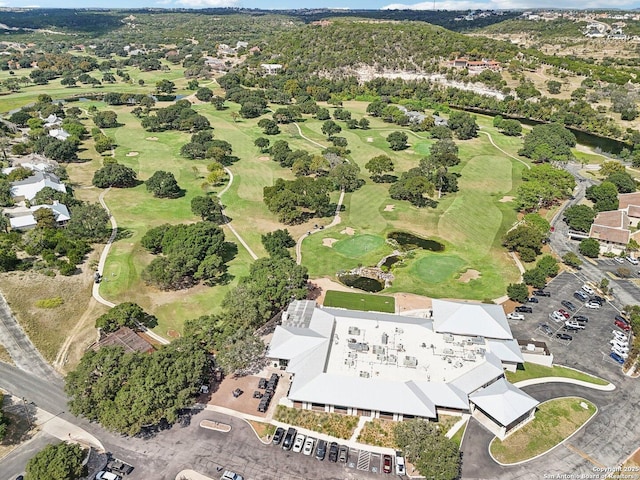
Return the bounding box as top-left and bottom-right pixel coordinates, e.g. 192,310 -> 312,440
333,234 -> 386,258
412,254 -> 467,284
323,290 -> 396,313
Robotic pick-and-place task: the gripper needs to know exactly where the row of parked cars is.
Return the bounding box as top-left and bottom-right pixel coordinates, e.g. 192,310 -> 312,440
272,426 -> 399,474
610,329 -> 630,364
255,373 -> 279,413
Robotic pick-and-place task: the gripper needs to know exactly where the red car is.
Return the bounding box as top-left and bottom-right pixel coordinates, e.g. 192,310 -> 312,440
383,454 -> 392,474
558,309 -> 570,319
615,319 -> 631,331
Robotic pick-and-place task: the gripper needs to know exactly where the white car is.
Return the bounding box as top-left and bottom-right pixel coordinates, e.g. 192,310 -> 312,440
612,330 -> 628,342
585,301 -> 601,309
614,257 -> 625,264
610,339 -> 629,351
581,284 -> 595,295
302,436 -> 316,456
627,256 -> 639,265
507,312 -> 525,320
292,433 -> 306,453
611,347 -> 629,359
550,311 -> 566,323
565,320 -> 585,329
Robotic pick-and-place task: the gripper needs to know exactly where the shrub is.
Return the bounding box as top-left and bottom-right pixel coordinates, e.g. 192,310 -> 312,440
35,297 -> 64,308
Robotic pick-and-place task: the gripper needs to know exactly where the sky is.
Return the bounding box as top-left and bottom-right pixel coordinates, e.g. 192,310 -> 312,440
1,0 -> 639,11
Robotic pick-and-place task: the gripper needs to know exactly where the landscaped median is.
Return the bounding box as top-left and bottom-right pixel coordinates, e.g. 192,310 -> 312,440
489,397 -> 597,465
273,405 -> 359,439
505,363 -> 611,387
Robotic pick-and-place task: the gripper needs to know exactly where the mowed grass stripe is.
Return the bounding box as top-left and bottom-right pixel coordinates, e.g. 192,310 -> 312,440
323,290 -> 395,313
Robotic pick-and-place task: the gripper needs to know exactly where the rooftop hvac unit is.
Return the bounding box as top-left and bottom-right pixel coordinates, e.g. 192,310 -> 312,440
372,345 -> 385,355
348,326 -> 361,335
475,347 -> 486,355
465,352 -> 476,361
395,328 -> 404,334
348,342 -> 369,352
381,333 -> 389,345
403,356 -> 418,367
388,354 -> 397,363
359,371 -> 371,378
526,344 -> 536,351
444,334 -> 454,343
443,348 -> 454,356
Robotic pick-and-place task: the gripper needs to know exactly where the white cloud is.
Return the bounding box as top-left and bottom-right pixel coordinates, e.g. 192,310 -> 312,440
383,0 -> 640,9
176,0 -> 239,6
156,0 -> 172,4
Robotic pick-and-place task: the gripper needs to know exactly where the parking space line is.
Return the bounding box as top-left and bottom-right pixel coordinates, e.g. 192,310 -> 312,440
357,450 -> 371,471
565,443 -> 606,469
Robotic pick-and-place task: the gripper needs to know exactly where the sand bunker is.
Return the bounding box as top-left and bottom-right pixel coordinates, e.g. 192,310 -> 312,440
340,227 -> 355,235
258,156 -> 269,161
322,238 -> 338,247
126,151 -> 139,157
146,136 -> 159,141
366,137 -> 374,142
499,196 -> 515,203
384,204 -> 395,212
458,269 -> 481,283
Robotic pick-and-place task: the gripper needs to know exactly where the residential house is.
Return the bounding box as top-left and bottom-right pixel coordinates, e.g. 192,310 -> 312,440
7,201 -> 70,230
451,58 -> 501,72
10,171 -> 67,201
48,128 -> 70,141
268,299 -> 538,440
93,326 -> 155,354
261,64 -> 283,75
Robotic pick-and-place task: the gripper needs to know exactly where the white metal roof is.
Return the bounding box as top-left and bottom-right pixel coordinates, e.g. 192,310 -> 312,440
10,171 -> 67,201
9,202 -> 70,230
449,352 -> 505,394
485,339 -> 524,364
469,378 -> 539,426
432,299 -> 513,339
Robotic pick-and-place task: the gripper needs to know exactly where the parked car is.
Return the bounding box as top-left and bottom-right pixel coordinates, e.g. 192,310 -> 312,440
328,442 -> 339,462
592,295 -> 605,304
556,333 -> 573,341
395,454 -> 406,475
109,460 -> 133,475
282,427 -> 297,450
533,290 -> 551,297
507,312 -> 525,321
563,325 -> 580,333
292,433 -> 306,453
338,445 -> 349,463
558,309 -> 571,319
565,320 -> 585,329
611,347 -> 629,359
539,323 -> 554,335
610,341 -> 629,352
272,427 -> 285,445
515,305 -> 533,313
610,352 -> 625,364
626,256 -> 639,265
573,315 -> 589,324
581,284 -> 595,295
615,319 -> 631,331
95,473 -> 121,480
585,301 -> 601,309
614,257 -> 625,264
550,311 -> 566,323
315,440 -> 327,461
232,388 -> 243,398
573,291 -> 589,302
612,330 -> 628,341
303,436 -> 316,456
615,315 -> 629,324
528,297 -> 539,303
220,471 -> 244,480
561,300 -> 577,311
383,454 -> 393,474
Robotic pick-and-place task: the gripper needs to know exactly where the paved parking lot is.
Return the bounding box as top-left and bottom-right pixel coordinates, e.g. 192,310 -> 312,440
507,271 -> 628,379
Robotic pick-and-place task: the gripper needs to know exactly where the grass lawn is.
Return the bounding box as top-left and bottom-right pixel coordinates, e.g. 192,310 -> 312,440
333,234 -> 386,258
323,290 -> 395,313
490,397 -> 596,464
450,419 -> 467,447
274,405 -> 359,440
505,363 -> 609,386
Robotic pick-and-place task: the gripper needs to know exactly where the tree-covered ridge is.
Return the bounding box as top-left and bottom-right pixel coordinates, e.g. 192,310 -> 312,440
249,19 -> 520,76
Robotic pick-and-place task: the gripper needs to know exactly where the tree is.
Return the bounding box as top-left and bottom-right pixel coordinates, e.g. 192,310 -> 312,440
321,120 -> 341,138
92,163 -> 138,188
536,254 -> 559,278
523,267 -> 547,288
195,87 -> 213,102
155,79 -> 176,94
507,283 -> 529,303
497,119 -> 522,136
329,162 -> 361,192
26,442 -> 86,480
394,420 -> 460,480
261,229 -> 296,257
547,80 -> 562,94
447,111 -> 478,139
607,172 -> 636,194
66,203 -> 111,242
586,182 -> 619,212
215,329 -> 265,375
365,155 -> 394,180
562,252 -> 582,268
502,223 -> 545,260
599,160 -> 626,177
145,171 -> 182,198
254,137 -> 270,153
190,196 -> 225,223
563,205 -> 596,232
33,207 -> 57,229
389,170 -> 435,207
93,110 -> 118,128
95,302 -> 158,333
579,238 -> 600,258
386,131 -> 408,151
519,124 -> 576,163
94,135 -> 113,154
428,138 -> 460,167
0,393 -> 8,440
257,118 -> 280,135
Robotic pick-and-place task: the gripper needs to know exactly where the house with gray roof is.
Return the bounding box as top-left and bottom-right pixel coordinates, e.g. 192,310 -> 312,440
7,201 -> 70,230
268,299 -> 538,439
10,171 -> 67,201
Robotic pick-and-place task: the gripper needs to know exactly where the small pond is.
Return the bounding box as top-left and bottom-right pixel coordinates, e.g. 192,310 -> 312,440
381,255 -> 401,269
387,231 -> 445,252
338,274 -> 384,292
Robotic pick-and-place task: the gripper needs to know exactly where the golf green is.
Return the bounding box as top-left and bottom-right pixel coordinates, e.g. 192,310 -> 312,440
412,254 -> 467,284
333,234 -> 386,258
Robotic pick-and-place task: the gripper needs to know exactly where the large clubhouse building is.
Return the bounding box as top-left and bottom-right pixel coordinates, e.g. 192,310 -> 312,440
268,299 -> 539,440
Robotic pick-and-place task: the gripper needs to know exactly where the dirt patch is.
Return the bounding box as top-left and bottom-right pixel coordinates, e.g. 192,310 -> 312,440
366,137 -> 374,142
167,329 -> 181,338
308,277 -> 355,305
145,136 -> 158,141
258,156 -> 269,161
383,204 -> 395,212
340,227 -> 355,235
0,345 -> 14,365
393,293 -> 432,313
322,238 -> 338,248
126,151 -> 139,157
458,269 -> 481,283
499,196 -> 515,203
